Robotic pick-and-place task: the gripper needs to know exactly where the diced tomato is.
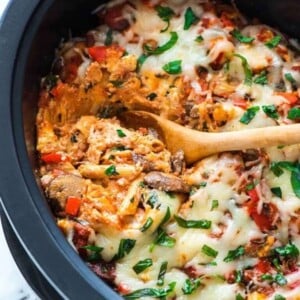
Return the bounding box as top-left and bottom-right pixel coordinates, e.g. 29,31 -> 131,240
117,283 -> 131,295
257,28 -> 274,43
289,279 -> 300,289
255,259 -> 272,274
245,188 -> 278,231
41,153 -> 64,164
220,12 -> 234,28
50,82 -> 65,97
65,196 -> 81,216
88,46 -> 107,63
276,92 -> 298,105
232,97 -> 248,109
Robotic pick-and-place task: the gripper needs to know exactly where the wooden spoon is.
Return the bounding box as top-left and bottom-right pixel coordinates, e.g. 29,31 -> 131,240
120,111 -> 300,164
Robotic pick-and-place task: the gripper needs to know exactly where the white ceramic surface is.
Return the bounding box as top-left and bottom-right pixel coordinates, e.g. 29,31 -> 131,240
0,1 -> 39,299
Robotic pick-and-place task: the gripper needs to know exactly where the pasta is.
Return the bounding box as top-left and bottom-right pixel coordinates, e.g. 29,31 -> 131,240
37,0 -> 300,299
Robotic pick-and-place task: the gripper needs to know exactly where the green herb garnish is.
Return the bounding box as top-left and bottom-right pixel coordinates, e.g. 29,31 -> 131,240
133,258 -> 153,274
157,261 -> 168,286
271,187 -> 282,198
159,207 -> 171,228
82,245 -> 103,261
254,70 -> 268,85
273,242 -> 300,258
239,106 -> 260,124
162,60 -> 182,74
105,165 -> 119,176
234,54 -> 253,85
231,29 -> 254,44
262,105 -> 279,119
261,273 -> 287,286
150,228 -> 176,252
104,28 -> 113,46
182,278 -> 201,295
116,129 -> 126,137
137,53 -> 148,70
114,239 -> 136,260
155,5 -> 175,32
144,32 -> 178,55
223,246 -> 245,262
184,7 -> 199,30
174,215 -> 211,229
201,244 -> 218,258
287,107 -> 300,120
140,217 -> 153,232
195,35 -> 204,43
285,73 -> 296,84
124,282 -> 176,299
211,199 -> 219,210
274,295 -> 286,300
236,294 -> 245,300
265,35 -> 281,49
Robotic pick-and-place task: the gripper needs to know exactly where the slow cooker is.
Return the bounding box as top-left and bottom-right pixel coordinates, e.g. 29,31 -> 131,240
0,0 -> 300,299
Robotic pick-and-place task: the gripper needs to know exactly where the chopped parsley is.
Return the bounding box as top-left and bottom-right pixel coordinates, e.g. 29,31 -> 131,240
223,246 -> 245,262
155,5 -> 175,32
231,29 -> 254,44
234,54 -> 253,85
140,217 -> 153,232
262,105 -> 279,119
253,70 -> 268,85
162,60 -> 182,74
236,294 -> 245,300
184,7 -> 199,30
201,244 -> 218,258
124,282 -> 176,299
261,273 -> 287,286
157,261 -> 168,286
195,35 -> 204,43
174,215 -> 211,229
273,241 -> 300,258
116,129 -> 126,137
265,35 -> 281,49
105,165 -> 119,176
287,107 -> 300,120
285,73 -> 296,85
274,295 -> 286,300
182,278 -> 201,295
271,187 -> 282,198
239,106 -> 260,124
114,239 -> 136,260
158,207 -> 171,228
144,32 -> 178,55
133,258 -> 153,274
150,228 -> 176,252
211,199 -> 219,210
81,245 -> 103,262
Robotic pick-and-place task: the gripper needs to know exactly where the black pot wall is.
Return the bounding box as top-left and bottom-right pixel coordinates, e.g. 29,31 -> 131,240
0,0 -> 120,299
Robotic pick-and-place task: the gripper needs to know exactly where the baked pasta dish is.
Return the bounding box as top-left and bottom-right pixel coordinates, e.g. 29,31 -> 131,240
36,0 -> 300,299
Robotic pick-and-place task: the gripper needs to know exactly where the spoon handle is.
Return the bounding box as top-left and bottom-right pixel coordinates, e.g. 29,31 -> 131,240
209,124 -> 300,152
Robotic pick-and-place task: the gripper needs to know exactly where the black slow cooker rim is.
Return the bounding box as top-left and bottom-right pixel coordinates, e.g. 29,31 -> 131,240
0,1 -> 120,299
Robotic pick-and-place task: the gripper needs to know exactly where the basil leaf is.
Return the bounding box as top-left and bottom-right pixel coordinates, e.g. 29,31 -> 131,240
147,93 -> 157,101
157,261 -> 168,286
271,187 -> 282,198
265,35 -> 281,49
105,28 -> 113,46
82,245 -> 103,261
105,165 -> 119,176
162,60 -> 182,74
174,215 -> 211,229
231,29 -> 254,44
116,129 -> 126,137
262,105 -> 279,119
211,199 -> 219,210
236,294 -> 245,300
159,207 -> 171,227
184,7 -> 199,30
133,258 -> 153,274
150,228 -> 176,252
137,53 -> 148,70
270,161 -> 298,176
287,107 -> 300,120
155,5 -> 175,32
234,54 -> 252,85
124,282 -> 176,299
195,35 -> 204,43
291,169 -> 300,197
239,106 -> 260,124
144,32 -> 178,55
223,246 -> 245,262
253,70 -> 268,85
140,217 -> 153,232
201,244 -> 218,258
274,273 -> 288,286
275,295 -> 286,300
273,242 -> 300,258
114,239 -> 136,260
182,278 -> 201,295
285,73 -> 296,84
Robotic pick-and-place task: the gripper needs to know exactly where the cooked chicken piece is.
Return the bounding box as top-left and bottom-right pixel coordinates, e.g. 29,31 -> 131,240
47,174 -> 87,208
144,171 -> 189,193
